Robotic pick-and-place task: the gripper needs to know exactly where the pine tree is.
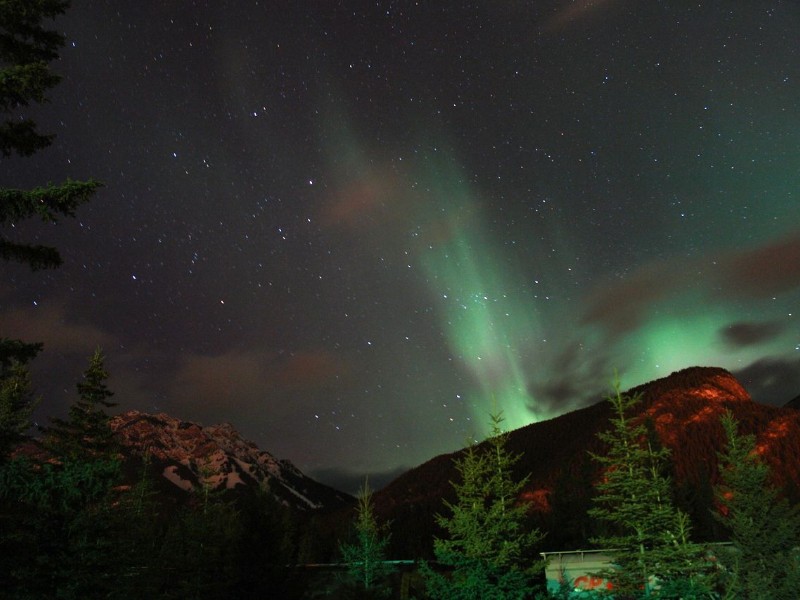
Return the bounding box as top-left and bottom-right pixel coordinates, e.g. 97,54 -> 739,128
0,339 -> 42,458
338,478 -> 395,598
1,0 -> 101,460
1,0 -> 101,270
424,411 -> 543,600
0,338 -> 43,371
0,352 -> 123,598
714,409 -> 800,600
107,450 -> 169,599
0,0 -> 65,158
43,348 -> 117,459
588,379 -> 712,598
235,488 -> 308,599
0,453 -> 123,598
160,474 -> 243,600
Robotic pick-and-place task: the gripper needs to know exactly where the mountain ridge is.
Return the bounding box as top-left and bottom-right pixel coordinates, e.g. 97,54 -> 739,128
369,366 -> 800,555
82,366 -> 800,556
110,410 -> 353,512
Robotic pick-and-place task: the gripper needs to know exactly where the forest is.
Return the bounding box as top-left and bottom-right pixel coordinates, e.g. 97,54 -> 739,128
2,354 -> 800,599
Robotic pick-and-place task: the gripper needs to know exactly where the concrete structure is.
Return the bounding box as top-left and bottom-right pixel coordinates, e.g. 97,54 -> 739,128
540,549 -> 615,595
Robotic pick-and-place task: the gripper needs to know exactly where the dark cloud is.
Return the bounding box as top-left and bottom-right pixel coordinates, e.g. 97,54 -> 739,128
2,303 -> 116,356
541,0 -> 621,34
272,351 -> 352,391
166,349 -> 351,412
720,321 -> 787,348
717,233 -> 800,299
167,350 -> 276,407
581,233 -> 800,341
528,341 -> 611,415
733,356 -> 800,407
580,261 -> 681,336
530,379 -> 602,417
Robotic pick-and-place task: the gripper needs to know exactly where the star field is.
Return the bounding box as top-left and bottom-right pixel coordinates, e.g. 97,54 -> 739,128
3,1 -> 799,493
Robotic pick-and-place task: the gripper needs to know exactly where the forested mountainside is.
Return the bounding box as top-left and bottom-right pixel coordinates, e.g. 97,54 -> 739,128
371,367 -> 800,556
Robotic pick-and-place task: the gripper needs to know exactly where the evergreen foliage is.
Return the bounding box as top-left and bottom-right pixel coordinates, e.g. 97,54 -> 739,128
0,359 -> 37,459
0,350 -> 123,598
0,0 -> 68,158
0,5 -> 317,580
714,409 -> 800,600
0,453 -> 123,598
160,495 -> 244,599
234,488 -> 310,599
0,338 -> 43,371
424,411 -> 543,600
1,0 -> 101,270
338,479 -> 395,598
105,451 -> 169,599
0,338 -> 42,459
42,348 -> 118,459
588,379 -> 713,598
0,349 -> 312,598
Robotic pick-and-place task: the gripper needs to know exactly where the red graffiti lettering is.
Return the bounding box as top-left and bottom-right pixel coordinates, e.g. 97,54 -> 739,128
573,575 -> 613,590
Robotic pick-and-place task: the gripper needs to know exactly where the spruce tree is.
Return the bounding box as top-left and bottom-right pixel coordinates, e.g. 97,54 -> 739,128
424,411 -> 543,600
43,348 -> 118,459
1,0 -> 101,458
0,351 -> 123,598
0,338 -> 43,460
160,468 -> 243,600
1,0 -> 101,270
107,450 -> 169,599
589,379 -> 711,598
714,409 -> 800,600
338,478 -> 395,598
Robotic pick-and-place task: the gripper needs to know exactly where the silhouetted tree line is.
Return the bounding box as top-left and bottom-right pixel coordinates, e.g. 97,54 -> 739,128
0,350 -> 329,599
333,381 -> 800,599
4,358 -> 799,598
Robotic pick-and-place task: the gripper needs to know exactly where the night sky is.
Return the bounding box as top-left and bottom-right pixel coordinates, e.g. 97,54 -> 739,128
4,1 -> 800,493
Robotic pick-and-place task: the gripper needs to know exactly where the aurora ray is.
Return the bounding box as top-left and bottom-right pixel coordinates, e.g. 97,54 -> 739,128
412,153 -> 545,433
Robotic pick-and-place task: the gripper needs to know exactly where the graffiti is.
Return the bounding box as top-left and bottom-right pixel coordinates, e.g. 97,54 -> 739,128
573,575 -> 612,591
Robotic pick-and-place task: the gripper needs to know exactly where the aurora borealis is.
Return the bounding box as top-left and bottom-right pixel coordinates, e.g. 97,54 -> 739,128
3,1 -> 799,493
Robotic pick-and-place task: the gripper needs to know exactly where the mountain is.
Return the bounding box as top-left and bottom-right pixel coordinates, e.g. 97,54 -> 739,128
372,366 -> 800,556
110,410 -> 353,512
785,394 -> 800,410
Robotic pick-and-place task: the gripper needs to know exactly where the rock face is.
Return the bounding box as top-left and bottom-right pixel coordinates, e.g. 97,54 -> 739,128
110,411 -> 352,511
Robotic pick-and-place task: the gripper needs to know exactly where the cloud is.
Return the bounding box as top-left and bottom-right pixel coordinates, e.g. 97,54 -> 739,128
318,165 -> 407,232
561,233 -> 800,417
166,348 -> 352,413
528,340 -> 611,414
716,233 -> 800,298
1,303 -> 116,355
166,351 -> 272,416
580,260 -> 684,336
273,351 -> 352,391
720,320 -> 787,348
580,232 -> 800,339
541,0 -> 620,34
733,356 -> 800,406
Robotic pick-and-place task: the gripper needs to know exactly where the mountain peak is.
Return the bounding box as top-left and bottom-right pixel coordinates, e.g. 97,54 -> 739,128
631,366 -> 751,406
110,410 -> 352,511
373,366 -> 799,555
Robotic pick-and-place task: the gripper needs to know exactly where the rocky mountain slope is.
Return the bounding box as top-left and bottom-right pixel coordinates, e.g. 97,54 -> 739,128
110,410 -> 353,512
371,366 -> 800,556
